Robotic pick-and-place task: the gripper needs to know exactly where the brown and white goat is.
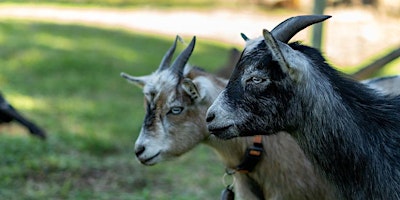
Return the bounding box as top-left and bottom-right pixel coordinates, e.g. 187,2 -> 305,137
121,35 -> 337,199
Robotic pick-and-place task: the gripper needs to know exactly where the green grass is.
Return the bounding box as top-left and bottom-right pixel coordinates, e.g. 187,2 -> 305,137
0,20 -> 230,199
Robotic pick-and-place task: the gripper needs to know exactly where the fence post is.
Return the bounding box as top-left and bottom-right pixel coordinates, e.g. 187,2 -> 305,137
312,0 -> 327,50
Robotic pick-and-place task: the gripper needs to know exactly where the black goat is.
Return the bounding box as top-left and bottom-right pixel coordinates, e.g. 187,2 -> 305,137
0,92 -> 46,139
206,15 -> 400,199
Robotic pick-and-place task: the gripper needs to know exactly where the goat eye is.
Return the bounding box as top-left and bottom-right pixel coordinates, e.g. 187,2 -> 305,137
251,77 -> 263,83
169,107 -> 183,115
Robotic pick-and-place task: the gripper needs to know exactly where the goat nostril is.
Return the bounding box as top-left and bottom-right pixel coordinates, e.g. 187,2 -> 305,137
135,145 -> 145,157
206,113 -> 215,123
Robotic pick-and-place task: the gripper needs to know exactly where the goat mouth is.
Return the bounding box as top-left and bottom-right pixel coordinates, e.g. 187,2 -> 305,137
208,125 -> 234,138
140,152 -> 161,166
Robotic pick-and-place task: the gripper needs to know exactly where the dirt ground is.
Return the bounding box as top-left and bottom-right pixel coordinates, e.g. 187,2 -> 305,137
0,5 -> 399,69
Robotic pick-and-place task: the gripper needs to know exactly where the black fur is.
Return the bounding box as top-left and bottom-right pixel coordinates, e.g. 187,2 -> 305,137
208,41 -> 400,199
0,92 -> 46,139
143,100 -> 157,131
292,44 -> 400,199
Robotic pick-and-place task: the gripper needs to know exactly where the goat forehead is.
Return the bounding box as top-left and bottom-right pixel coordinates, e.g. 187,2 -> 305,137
143,71 -> 179,99
243,37 -> 264,56
154,70 -> 179,89
233,53 -> 267,81
243,64 -> 261,75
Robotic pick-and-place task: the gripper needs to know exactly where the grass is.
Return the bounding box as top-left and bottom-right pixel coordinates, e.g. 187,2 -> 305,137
0,19 -> 231,199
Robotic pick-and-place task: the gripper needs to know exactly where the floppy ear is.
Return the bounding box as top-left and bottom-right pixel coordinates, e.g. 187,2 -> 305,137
182,78 -> 201,102
120,72 -> 150,88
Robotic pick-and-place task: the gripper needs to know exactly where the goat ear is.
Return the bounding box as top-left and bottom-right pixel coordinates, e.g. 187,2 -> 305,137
182,78 -> 201,102
263,29 -> 290,72
240,33 -> 250,41
263,29 -> 300,81
120,72 -> 149,88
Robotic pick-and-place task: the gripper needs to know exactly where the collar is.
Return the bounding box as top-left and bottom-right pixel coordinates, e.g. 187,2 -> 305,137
220,135 -> 264,199
235,135 -> 264,173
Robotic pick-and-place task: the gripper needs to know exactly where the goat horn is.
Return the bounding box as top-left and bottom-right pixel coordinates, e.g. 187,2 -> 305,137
271,15 -> 331,43
241,33 -> 250,41
171,36 -> 196,77
158,35 -> 182,71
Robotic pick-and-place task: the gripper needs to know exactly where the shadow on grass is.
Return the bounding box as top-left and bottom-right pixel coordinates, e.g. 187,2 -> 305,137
0,20 -> 229,199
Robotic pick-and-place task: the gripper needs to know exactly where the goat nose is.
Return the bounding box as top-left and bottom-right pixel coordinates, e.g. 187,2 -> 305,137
206,112 -> 215,123
135,145 -> 145,157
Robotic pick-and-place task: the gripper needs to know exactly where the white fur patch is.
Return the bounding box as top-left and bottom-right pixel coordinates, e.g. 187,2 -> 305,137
193,76 -> 224,102
143,69 -> 179,103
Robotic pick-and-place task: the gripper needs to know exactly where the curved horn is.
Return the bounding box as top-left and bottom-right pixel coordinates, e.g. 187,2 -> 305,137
240,33 -> 250,41
158,35 -> 182,71
170,36 -> 196,77
271,15 -> 331,43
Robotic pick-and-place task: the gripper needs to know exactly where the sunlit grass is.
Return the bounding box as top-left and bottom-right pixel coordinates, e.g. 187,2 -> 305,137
34,33 -> 76,51
381,59 -> 400,75
0,19 -> 227,199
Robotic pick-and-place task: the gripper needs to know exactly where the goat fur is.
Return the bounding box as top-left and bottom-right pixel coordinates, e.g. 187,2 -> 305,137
122,36 -> 400,200
121,38 -> 336,199
206,21 -> 400,199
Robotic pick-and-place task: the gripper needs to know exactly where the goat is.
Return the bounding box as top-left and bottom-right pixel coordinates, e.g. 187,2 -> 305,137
206,15 -> 400,199
120,34 -> 341,199
0,92 -> 46,139
362,75 -> 400,95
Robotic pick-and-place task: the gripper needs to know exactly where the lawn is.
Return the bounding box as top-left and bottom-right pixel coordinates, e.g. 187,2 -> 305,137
0,19 -> 232,199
